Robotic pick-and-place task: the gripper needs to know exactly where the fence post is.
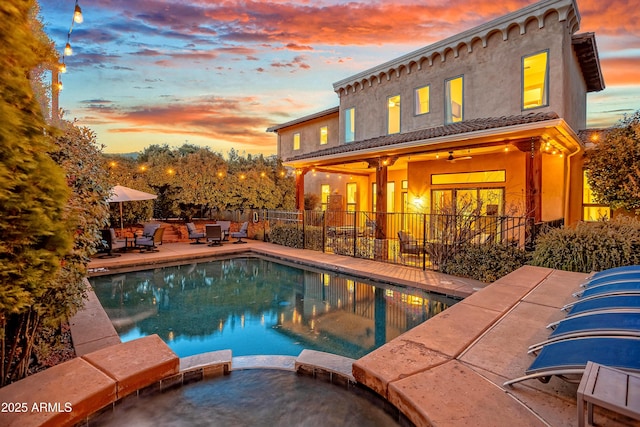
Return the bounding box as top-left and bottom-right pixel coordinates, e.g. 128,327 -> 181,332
302,210 -> 306,249
353,211 -> 358,257
422,213 -> 427,271
322,211 -> 326,253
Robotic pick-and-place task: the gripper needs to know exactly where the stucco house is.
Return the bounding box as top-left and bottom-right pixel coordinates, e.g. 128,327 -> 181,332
268,0 -> 607,248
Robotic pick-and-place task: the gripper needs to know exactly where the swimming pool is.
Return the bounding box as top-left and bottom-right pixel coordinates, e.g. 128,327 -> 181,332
90,256 -> 459,359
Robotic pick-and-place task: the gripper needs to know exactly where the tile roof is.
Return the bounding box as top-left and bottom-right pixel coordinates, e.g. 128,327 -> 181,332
285,112 -> 560,162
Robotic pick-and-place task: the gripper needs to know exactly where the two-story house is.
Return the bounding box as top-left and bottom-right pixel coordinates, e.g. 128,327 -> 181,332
268,0 -> 605,232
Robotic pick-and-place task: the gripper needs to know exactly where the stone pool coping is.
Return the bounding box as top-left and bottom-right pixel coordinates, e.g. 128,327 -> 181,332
0,341 -> 364,427
1,242 -> 634,426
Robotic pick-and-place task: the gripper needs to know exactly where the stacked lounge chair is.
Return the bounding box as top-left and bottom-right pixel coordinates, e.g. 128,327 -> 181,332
505,265 -> 640,387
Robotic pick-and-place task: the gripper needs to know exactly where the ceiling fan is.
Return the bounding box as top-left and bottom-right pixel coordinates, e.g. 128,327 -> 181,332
446,151 -> 472,162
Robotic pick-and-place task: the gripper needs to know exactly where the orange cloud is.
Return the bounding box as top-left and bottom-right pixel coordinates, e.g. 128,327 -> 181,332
600,57 -> 640,86
78,96 -> 278,150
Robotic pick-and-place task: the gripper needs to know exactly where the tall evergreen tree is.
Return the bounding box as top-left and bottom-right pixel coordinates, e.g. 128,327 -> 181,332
0,1 -> 73,385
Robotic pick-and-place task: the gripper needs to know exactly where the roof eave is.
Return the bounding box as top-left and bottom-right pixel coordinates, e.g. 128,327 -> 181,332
283,118 -> 582,168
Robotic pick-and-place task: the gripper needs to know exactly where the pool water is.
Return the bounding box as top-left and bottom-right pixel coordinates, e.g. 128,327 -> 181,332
90,256 -> 458,359
93,369 -> 400,426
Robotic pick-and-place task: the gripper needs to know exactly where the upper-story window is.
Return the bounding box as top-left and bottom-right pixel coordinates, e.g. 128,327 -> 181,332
320,126 -> 328,145
445,76 -> 463,124
415,85 -> 430,115
388,95 -> 401,134
522,51 -> 548,109
293,132 -> 300,150
345,107 -> 355,142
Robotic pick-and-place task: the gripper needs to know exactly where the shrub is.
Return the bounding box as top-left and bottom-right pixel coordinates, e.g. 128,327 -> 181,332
442,243 -> 529,283
530,218 -> 640,273
269,224 -> 323,251
330,237 -> 375,258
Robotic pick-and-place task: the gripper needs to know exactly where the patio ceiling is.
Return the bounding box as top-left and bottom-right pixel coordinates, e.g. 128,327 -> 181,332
284,112 -> 583,173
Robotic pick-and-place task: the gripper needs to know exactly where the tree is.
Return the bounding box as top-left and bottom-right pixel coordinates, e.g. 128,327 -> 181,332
586,111 -> 640,212
0,1 -> 74,385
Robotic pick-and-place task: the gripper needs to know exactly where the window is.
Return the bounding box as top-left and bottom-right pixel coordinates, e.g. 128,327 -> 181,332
387,182 -> 395,212
432,188 -> 504,215
431,170 -> 506,185
388,95 -> 401,134
415,85 -> 430,115
321,184 -> 331,211
522,51 -> 548,109
346,182 -> 357,212
320,126 -> 328,145
345,107 -> 355,142
582,170 -> 610,221
372,183 -> 377,212
445,76 -> 463,123
293,133 -> 300,150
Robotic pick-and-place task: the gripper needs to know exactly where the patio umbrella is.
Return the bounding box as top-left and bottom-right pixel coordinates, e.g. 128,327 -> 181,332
107,185 -> 158,231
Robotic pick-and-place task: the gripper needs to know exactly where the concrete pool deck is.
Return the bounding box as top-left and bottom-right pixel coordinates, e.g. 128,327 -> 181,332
1,240 -> 635,426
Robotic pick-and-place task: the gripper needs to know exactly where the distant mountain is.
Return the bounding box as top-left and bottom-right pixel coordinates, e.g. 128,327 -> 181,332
109,152 -> 139,160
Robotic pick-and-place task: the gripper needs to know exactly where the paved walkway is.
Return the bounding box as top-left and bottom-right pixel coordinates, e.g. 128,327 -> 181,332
83,240 -> 635,426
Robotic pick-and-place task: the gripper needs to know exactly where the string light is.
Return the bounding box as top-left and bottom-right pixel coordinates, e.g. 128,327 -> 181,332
58,1 -> 84,90
73,3 -> 83,24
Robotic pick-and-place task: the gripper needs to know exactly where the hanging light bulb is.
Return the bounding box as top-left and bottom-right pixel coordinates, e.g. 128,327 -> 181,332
59,61 -> 67,73
64,42 -> 72,56
73,4 -> 83,24
57,80 -> 63,91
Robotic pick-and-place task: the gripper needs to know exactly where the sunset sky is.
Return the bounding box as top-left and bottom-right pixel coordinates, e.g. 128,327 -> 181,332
39,0 -> 639,156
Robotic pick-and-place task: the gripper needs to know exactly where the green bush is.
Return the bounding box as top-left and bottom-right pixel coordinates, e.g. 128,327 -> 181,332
442,243 -> 529,283
530,218 -> 640,273
330,237 -> 375,258
269,224 -> 323,251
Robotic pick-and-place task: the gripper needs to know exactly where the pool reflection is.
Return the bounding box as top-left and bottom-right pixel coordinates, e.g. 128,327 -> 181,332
90,257 -> 459,359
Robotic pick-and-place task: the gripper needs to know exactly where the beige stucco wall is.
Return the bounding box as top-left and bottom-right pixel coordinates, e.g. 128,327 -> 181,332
278,112 -> 339,161
337,12 -> 585,143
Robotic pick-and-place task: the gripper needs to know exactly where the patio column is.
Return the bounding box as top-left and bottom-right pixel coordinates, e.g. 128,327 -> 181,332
295,167 -> 309,211
516,138 -> 542,221
368,156 -> 397,260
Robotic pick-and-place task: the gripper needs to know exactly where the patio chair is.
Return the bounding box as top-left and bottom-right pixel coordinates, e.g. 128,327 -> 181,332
99,228 -> 127,258
580,271 -> 640,289
216,220 -> 231,241
564,295 -> 640,317
186,222 -> 205,244
398,231 -> 424,257
135,227 -> 164,252
205,224 -> 223,246
563,291 -> 640,312
504,336 -> 640,387
528,312 -> 640,354
231,221 -> 249,244
140,223 -> 161,239
583,265 -> 640,283
579,281 -> 640,299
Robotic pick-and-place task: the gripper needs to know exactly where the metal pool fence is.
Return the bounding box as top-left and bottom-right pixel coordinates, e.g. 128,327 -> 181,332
259,209 -> 553,270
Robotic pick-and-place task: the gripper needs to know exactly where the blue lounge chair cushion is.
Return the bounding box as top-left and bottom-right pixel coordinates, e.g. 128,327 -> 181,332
584,272 -> 640,288
527,336 -> 640,375
588,265 -> 640,281
551,312 -> 640,338
581,281 -> 640,298
567,295 -> 640,316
